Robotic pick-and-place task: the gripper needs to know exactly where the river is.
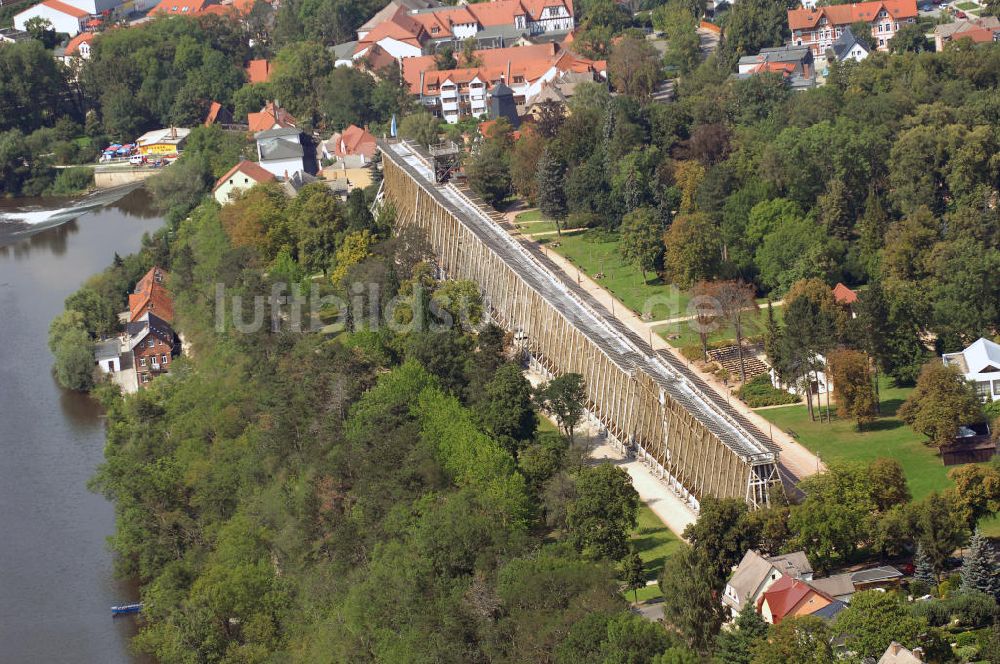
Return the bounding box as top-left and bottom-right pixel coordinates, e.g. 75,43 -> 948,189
0,187 -> 163,663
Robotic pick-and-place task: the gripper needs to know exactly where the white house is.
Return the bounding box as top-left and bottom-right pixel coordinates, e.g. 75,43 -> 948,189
722,550 -> 814,618
254,127 -> 305,178
94,338 -> 122,374
770,353 -> 832,397
826,26 -> 870,63
212,159 -> 276,205
943,337 -> 1000,402
15,0 -> 89,36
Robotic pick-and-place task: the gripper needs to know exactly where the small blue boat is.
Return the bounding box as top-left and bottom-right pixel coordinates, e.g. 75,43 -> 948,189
111,603 -> 142,616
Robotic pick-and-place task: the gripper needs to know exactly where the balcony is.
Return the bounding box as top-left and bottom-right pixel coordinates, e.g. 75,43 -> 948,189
441,100 -> 459,112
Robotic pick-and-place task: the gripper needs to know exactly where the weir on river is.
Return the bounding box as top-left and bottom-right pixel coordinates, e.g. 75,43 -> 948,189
379,139 -> 783,510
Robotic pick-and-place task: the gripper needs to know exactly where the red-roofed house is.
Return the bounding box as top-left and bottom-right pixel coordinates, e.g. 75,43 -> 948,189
322,125 -> 378,162
787,0 -> 917,55
247,101 -> 297,133
756,576 -> 834,625
152,0 -> 208,14
245,59 -> 272,84
832,282 -> 858,305
129,267 -> 175,324
402,42 -> 601,123
204,101 -> 236,127
213,159 -> 276,204
15,0 -> 90,37
57,30 -> 95,66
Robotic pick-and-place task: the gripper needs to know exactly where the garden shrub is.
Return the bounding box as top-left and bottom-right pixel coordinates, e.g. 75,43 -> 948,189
737,374 -> 799,408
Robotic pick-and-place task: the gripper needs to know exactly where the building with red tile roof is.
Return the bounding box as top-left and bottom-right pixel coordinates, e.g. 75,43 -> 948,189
63,31 -> 95,57
756,575 -> 834,625
213,159 -> 276,204
14,0 -> 90,37
247,101 -> 297,133
788,0 -> 917,55
832,282 -> 858,305
402,42 -> 601,123
129,267 -> 175,324
328,125 -> 378,160
152,0 -> 208,14
203,101 -> 237,127
245,59 -> 272,84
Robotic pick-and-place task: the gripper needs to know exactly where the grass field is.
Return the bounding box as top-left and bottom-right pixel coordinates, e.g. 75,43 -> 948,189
756,380 -> 1000,537
538,230 -> 689,321
625,505 -> 684,602
656,304 -> 785,349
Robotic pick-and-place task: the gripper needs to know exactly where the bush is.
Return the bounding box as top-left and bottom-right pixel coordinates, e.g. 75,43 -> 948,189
680,345 -> 705,362
48,166 -> 93,195
947,591 -> 996,628
910,599 -> 952,627
908,579 -> 932,597
737,374 -> 799,408
984,399 -> 1000,420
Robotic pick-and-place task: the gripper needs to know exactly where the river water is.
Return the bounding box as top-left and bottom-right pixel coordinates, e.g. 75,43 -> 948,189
0,187 -> 163,663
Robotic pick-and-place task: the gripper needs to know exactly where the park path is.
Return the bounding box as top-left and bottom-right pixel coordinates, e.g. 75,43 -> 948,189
646,299 -> 785,328
504,208 -> 825,488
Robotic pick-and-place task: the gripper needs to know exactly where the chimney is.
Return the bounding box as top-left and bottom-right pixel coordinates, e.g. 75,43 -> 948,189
912,647 -> 924,661
506,60 -> 511,83
420,70 -> 425,99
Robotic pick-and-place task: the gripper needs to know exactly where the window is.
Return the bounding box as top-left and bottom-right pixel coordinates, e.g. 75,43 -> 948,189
148,339 -> 155,348
139,358 -> 146,367
976,382 -> 991,399
162,354 -> 168,364
879,38 -> 885,45
993,380 -> 1000,396
142,373 -> 150,383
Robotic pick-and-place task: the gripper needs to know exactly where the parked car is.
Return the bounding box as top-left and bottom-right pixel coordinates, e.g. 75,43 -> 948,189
956,10 -> 966,17
129,154 -> 145,165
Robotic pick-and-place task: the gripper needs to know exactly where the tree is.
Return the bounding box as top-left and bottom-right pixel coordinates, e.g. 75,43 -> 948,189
946,463 -> 1000,531
620,550 -> 646,602
475,363 -> 538,455
717,0 -> 788,66
682,496 -> 760,587
609,35 -> 662,100
52,325 -> 95,391
537,147 -> 569,229
750,616 -> 832,664
663,213 -> 720,289
868,458 -> 911,513
510,131 -> 546,204
834,591 -> 924,661
960,530 -> 1000,602
269,41 -> 334,125
24,17 -> 57,49
913,542 -> 936,585
399,112 -> 439,147
658,546 -> 724,654
460,37 -> 481,67
857,189 -> 889,279
434,46 -> 457,70
826,349 -> 878,430
714,280 -> 758,384
889,22 -> 931,53
566,464 -> 639,560
538,373 -> 587,443
898,361 -> 985,448
467,138 -> 512,208
715,604 -> 769,664
620,207 -> 663,283
789,463 -> 875,573
914,492 -> 967,582
691,280 -> 722,362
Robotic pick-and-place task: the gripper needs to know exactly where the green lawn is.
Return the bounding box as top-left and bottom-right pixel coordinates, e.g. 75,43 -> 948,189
539,230 -> 689,321
955,2 -> 979,9
656,304 -> 785,349
623,505 -> 684,603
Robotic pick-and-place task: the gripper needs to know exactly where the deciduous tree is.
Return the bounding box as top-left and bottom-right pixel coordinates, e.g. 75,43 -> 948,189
566,464 -> 639,560
663,213 -> 720,289
827,348 -> 878,430
899,361 -> 985,447
620,206 -> 663,283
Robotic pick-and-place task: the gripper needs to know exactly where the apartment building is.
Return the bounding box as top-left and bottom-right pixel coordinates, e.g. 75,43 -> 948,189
787,0 -> 917,56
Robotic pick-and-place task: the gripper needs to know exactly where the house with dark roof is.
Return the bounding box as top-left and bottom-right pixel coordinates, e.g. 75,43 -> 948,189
827,26 -> 870,62
255,127 -> 308,178
736,44 -> 815,90
213,159 -> 276,204
127,312 -> 179,388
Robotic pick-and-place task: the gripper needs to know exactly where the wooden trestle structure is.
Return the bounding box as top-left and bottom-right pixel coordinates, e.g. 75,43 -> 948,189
379,140 -> 782,509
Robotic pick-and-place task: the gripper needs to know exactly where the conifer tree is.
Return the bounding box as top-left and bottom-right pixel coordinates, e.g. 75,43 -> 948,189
536,148 -> 568,231
960,530 -> 1000,602
914,542 -> 935,585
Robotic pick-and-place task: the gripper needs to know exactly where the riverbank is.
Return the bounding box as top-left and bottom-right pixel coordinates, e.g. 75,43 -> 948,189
0,187 -> 164,663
